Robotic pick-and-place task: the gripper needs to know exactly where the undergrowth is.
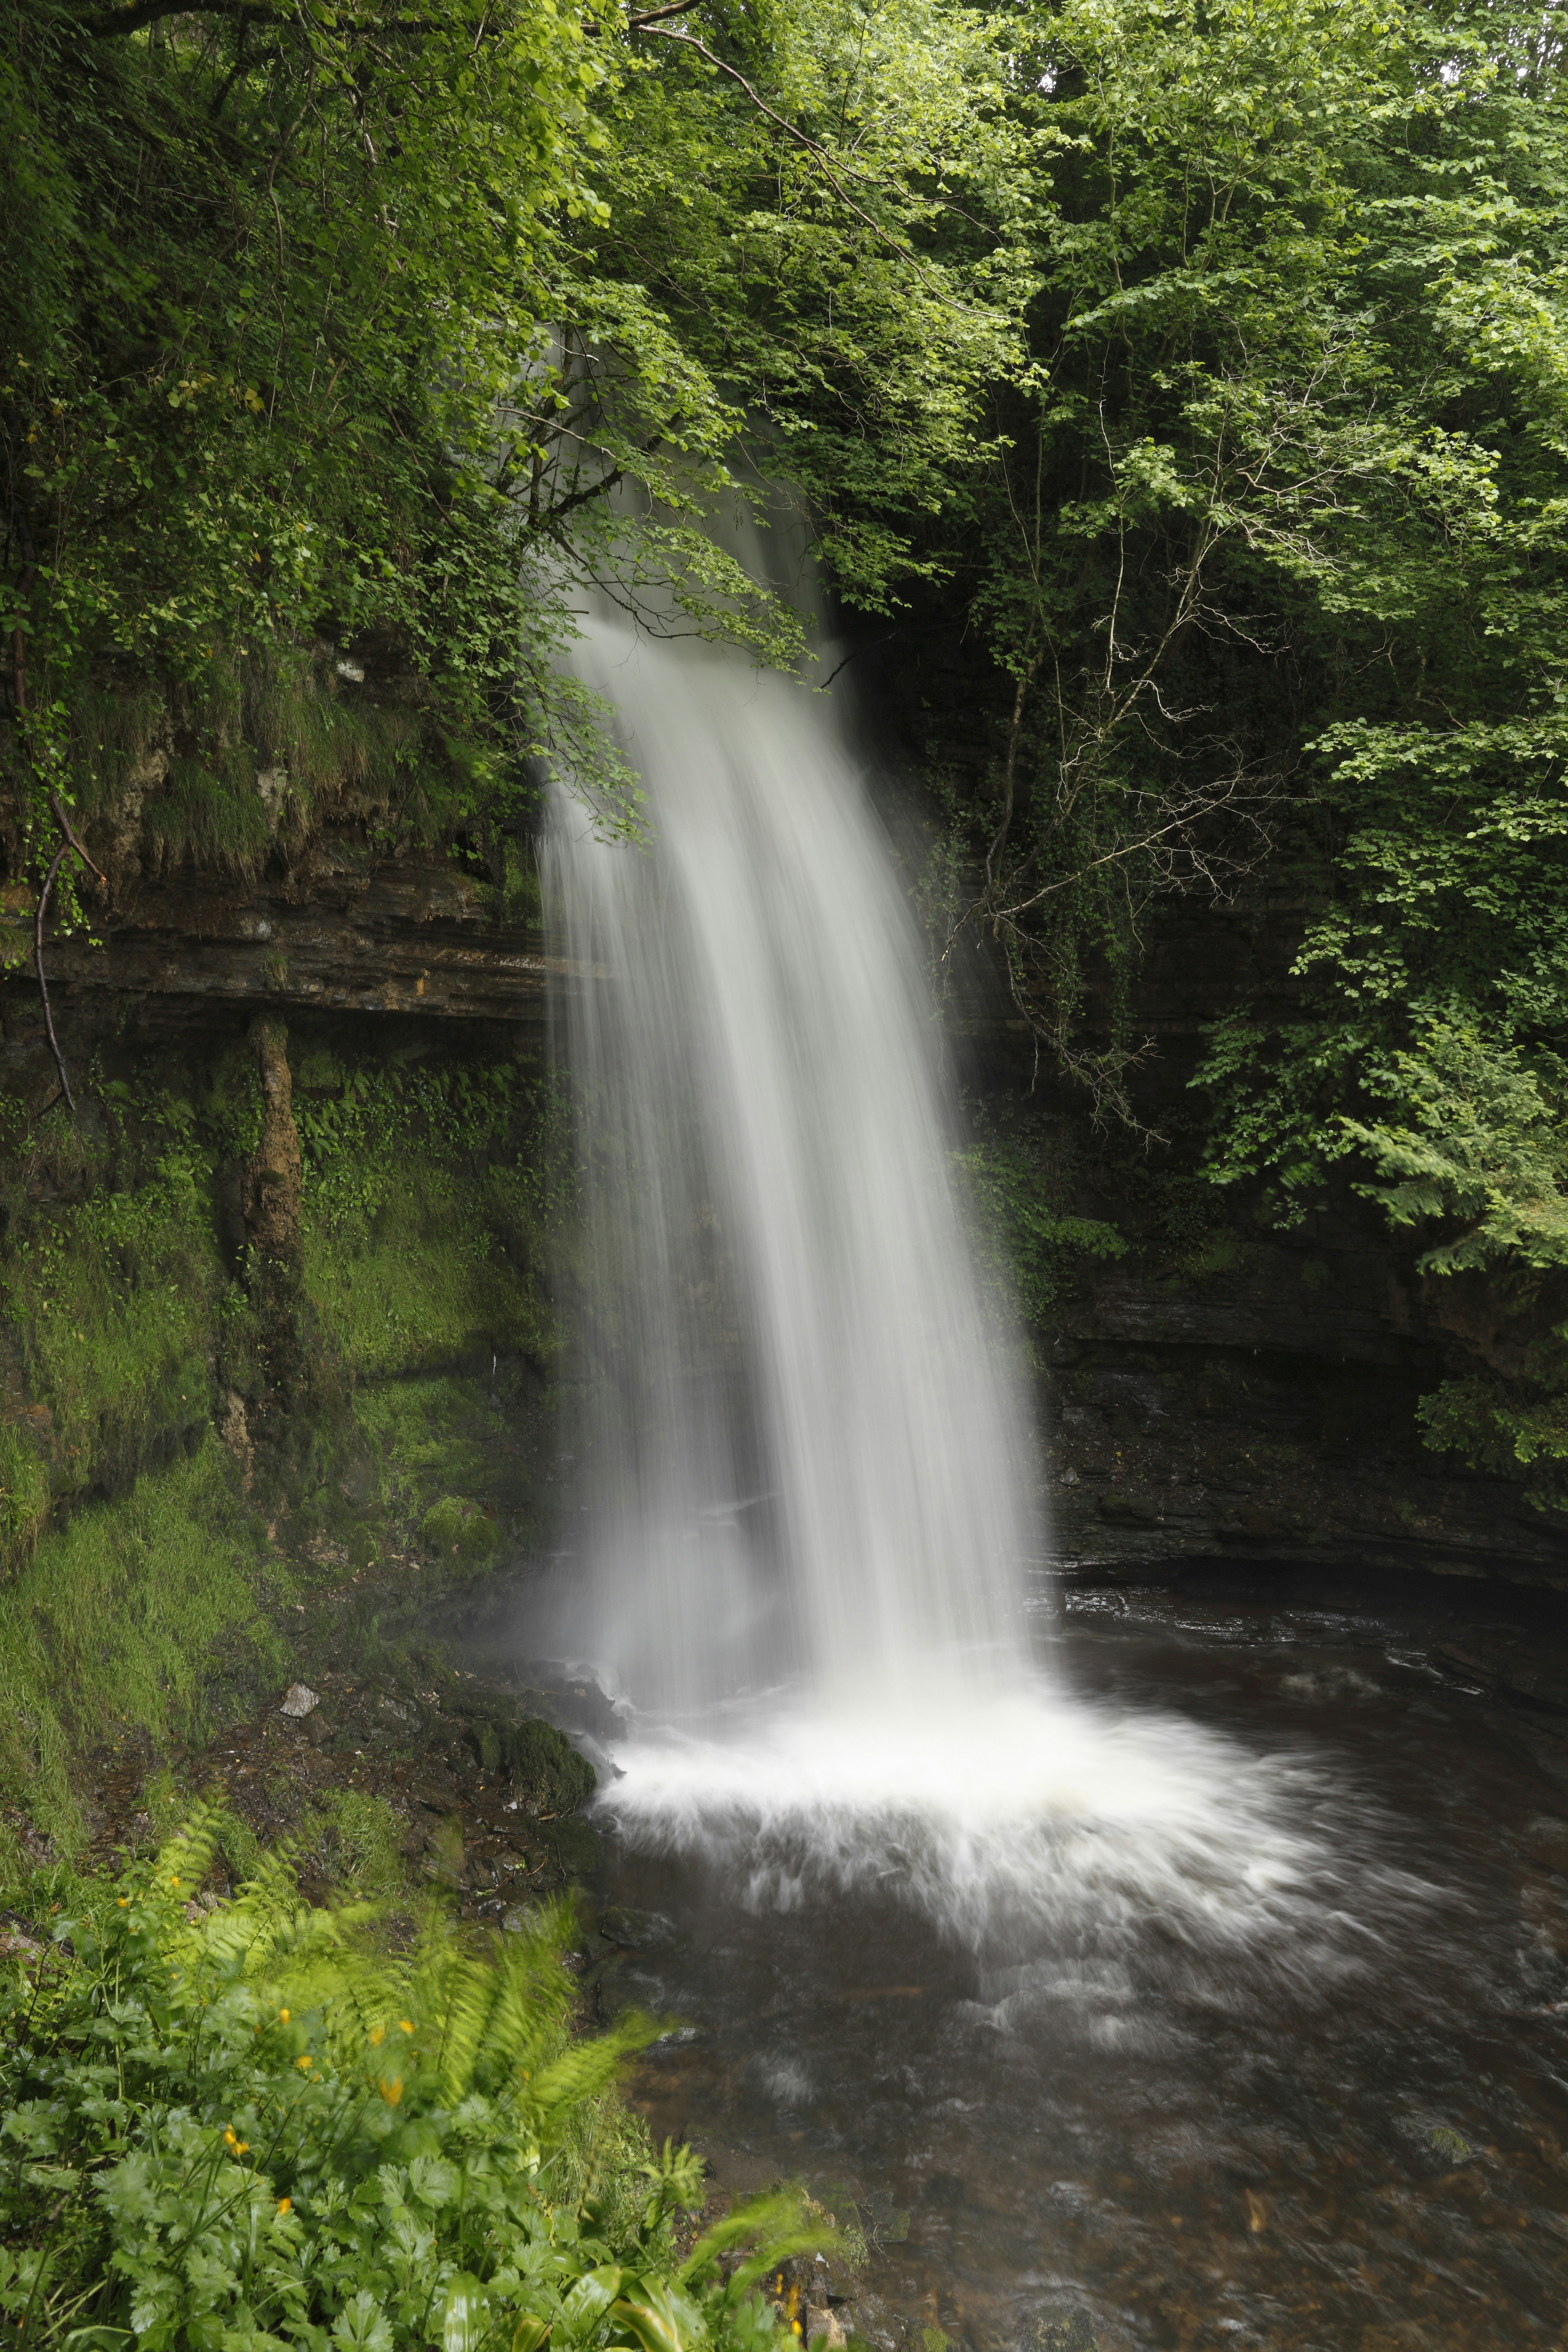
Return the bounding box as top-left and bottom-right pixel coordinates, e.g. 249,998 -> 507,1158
0,1808 -> 814,2352
953,1109 -> 1126,1340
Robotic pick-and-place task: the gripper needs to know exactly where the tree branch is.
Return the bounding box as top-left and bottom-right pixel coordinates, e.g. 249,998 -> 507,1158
82,0 -> 285,36
626,0 -> 703,23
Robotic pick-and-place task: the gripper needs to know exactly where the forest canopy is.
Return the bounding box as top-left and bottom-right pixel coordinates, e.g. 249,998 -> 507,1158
8,0 -> 1568,1486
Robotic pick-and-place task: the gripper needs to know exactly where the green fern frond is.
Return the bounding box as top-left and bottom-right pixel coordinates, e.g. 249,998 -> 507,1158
151,1797 -> 226,1894
682,2191 -> 832,2294
477,1913 -> 578,2091
432,1954 -> 503,2103
528,2012 -> 668,2146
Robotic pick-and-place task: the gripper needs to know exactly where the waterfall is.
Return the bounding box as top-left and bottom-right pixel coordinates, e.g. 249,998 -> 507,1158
536,597 -> 1360,1957
543,609 -> 1039,1719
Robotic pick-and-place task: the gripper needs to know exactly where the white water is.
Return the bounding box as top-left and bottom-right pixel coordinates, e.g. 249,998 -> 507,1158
542,604 -> 1403,1960
544,612 -> 1037,1716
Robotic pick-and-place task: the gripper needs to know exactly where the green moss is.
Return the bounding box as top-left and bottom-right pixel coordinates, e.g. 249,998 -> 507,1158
501,1716 -> 595,1814
3,1141 -> 232,1515
302,1160 -> 546,1375
296,1062 -> 559,1379
421,1492 -> 499,1562
0,1440 -> 286,1849
353,1373 -> 497,1523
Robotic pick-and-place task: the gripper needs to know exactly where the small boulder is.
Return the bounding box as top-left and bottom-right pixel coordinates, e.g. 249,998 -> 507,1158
547,1816 -> 603,1876
279,1683 -> 319,1719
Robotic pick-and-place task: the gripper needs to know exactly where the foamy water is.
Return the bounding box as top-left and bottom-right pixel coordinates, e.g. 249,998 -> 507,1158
595,1680 -> 1423,1976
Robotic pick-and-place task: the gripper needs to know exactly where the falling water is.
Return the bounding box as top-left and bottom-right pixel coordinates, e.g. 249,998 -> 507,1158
540,595 -> 1422,1960
544,608 -> 1037,1718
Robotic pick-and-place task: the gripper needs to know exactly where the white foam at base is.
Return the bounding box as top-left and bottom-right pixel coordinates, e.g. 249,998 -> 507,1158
597,1680 -> 1419,1976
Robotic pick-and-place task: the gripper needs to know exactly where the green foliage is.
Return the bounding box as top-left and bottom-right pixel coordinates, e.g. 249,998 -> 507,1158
953,1116 -> 1125,1330
1418,1370 -> 1568,1510
2,0 -> 1036,885
572,0 -> 1029,614
0,1811 -> 810,2352
0,1441 -> 284,1846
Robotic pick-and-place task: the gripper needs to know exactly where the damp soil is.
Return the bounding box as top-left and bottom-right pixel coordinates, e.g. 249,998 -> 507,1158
584,1568 -> 1568,2352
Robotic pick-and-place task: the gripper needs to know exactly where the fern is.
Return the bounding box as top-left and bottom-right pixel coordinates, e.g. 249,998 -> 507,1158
0,1815 -> 814,2352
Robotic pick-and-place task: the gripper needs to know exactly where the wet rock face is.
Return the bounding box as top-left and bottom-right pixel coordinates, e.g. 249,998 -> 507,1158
241,1017 -> 302,1263
40,842 -> 558,1031
1041,1284 -> 1568,1589
1,758 -> 1558,1591
982,889 -> 1568,1591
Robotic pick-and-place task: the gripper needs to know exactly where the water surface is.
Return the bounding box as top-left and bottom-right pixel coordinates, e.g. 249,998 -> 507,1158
594,1571 -> 1568,2352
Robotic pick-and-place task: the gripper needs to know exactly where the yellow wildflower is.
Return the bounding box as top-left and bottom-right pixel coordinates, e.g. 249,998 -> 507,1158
276,2198 -> 292,2216
296,2054 -> 312,2071
377,2076 -> 403,2106
399,2019 -> 414,2034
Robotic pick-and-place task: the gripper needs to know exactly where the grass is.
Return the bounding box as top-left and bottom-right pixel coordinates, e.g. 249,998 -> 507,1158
0,1440 -> 288,1850
301,1786 -> 407,1896
8,1161 -> 231,1508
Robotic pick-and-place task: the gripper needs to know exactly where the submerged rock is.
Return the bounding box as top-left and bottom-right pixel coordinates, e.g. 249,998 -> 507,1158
1036,2319 -> 1100,2352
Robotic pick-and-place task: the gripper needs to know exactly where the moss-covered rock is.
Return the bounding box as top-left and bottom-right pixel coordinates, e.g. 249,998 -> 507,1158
456,1706 -> 596,1817
420,1493 -> 499,1562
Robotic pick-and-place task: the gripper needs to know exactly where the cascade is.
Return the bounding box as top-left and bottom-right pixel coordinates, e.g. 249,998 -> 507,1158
543,608 -> 1037,1720
538,592 -> 1376,1957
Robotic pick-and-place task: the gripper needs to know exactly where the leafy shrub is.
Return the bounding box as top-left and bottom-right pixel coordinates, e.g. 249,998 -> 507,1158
0,1807 -> 814,2352
952,1120 -> 1126,1330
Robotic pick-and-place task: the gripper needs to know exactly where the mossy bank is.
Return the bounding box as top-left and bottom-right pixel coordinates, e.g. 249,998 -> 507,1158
0,1007 -> 570,1883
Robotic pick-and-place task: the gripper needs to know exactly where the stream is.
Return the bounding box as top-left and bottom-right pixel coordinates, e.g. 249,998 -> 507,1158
581,1567 -> 1568,2352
